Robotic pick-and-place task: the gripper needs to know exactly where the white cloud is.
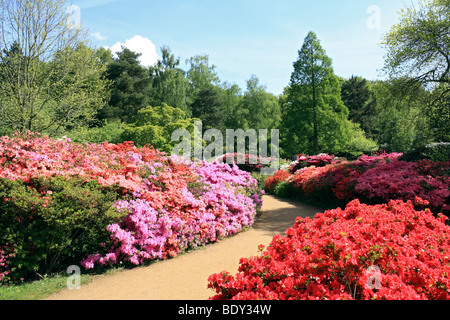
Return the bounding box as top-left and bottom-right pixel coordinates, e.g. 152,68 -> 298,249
91,32 -> 107,41
108,35 -> 160,67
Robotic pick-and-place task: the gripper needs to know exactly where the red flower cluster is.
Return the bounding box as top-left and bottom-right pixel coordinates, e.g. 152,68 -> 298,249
208,199 -> 450,300
265,170 -> 291,192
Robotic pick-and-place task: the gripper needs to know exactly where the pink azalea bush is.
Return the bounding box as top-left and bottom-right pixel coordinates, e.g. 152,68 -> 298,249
266,152 -> 449,215
0,132 -> 264,281
82,161 -> 263,269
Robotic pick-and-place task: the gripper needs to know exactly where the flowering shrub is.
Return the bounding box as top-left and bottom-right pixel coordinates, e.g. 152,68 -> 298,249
355,160 -> 449,212
208,198 -> 450,300
0,247 -> 12,283
0,176 -> 125,282
265,152 -> 449,215
264,170 -> 291,193
289,154 -> 340,174
81,161 -> 263,269
0,132 -> 263,282
218,153 -> 278,173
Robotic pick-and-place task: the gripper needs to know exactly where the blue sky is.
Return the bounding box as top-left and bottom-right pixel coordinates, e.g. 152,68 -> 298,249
69,0 -> 413,95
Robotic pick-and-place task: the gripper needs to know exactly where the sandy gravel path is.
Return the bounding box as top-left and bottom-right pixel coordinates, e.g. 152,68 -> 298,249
46,195 -> 320,300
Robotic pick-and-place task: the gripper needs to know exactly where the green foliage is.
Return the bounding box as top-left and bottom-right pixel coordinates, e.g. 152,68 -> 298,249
382,0 -> 450,86
342,122 -> 379,158
371,79 -> 433,152
399,142 -> 450,162
282,31 -> 354,157
0,0 -> 109,135
0,176 -> 126,283
98,47 -> 152,122
273,181 -> 297,199
427,84 -> 450,142
64,119 -> 126,145
238,75 -> 281,131
191,86 -> 228,132
121,103 -> 200,152
185,55 -> 221,105
149,47 -> 189,115
341,76 -> 378,140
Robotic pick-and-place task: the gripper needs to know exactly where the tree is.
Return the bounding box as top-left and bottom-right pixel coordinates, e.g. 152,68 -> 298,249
185,54 -> 220,105
428,84 -> 450,142
149,47 -> 189,115
98,47 -> 152,122
340,76 -> 378,139
221,81 -> 243,130
381,0 -> 449,145
238,75 -> 281,131
382,0 -> 450,88
372,79 -> 433,152
283,31 -> 352,156
190,86 -> 227,133
0,0 -> 108,135
121,103 -> 198,153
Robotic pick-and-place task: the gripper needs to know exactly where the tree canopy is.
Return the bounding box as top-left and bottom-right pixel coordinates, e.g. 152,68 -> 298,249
0,0 -> 109,135
282,31 -> 354,156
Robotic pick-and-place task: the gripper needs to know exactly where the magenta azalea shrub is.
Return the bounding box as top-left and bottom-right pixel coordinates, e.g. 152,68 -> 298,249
82,161 -> 264,269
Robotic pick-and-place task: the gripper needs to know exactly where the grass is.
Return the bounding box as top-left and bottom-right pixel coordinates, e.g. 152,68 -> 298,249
0,266 -> 129,300
0,273 -> 93,300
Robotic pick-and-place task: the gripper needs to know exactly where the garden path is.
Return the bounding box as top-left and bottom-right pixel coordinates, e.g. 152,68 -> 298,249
46,195 -> 320,300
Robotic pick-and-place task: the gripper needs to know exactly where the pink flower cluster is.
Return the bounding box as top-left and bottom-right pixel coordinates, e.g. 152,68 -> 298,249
290,153 -> 340,174
355,160 -> 449,211
208,198 -> 450,300
0,248 -> 11,283
0,132 -> 263,272
266,153 -> 449,215
82,161 -> 263,269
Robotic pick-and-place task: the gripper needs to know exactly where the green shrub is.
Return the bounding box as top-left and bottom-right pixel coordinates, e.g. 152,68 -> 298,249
273,181 -> 297,199
65,120 -> 126,144
399,142 -> 450,162
0,176 -> 126,283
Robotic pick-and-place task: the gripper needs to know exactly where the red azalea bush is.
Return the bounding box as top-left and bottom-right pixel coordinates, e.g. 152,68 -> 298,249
208,198 -> 450,300
264,170 -> 291,193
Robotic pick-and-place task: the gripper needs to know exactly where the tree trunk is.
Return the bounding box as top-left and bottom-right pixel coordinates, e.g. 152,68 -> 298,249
311,52 -> 319,155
